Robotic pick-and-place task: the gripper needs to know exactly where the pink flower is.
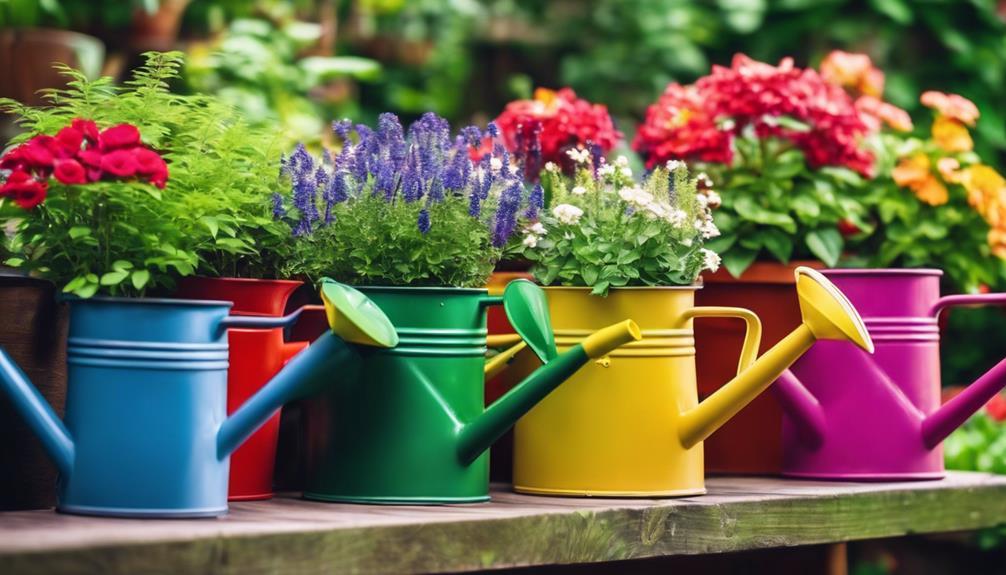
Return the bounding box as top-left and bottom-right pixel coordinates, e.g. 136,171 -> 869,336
855,96 -> 913,132
921,91 -> 980,126
0,170 -> 48,209
0,144 -> 28,172
22,136 -> 57,170
53,158 -> 87,185
54,125 -> 84,155
99,124 -> 141,151
632,83 -> 733,168
77,148 -> 104,182
100,149 -> 138,178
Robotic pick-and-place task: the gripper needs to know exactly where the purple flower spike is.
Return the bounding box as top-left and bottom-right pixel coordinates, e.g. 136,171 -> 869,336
332,119 -> 354,142
525,183 -> 543,219
271,192 -> 286,220
417,208 -> 431,234
468,192 -> 482,218
487,122 -> 500,139
492,180 -> 523,247
460,126 -> 483,147
589,141 -> 603,179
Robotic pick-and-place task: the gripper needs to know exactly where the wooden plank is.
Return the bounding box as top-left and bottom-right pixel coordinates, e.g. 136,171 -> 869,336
0,472 -> 1005,575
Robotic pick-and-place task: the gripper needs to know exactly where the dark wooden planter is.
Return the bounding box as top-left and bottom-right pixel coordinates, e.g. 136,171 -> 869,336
0,28 -> 104,108
0,276 -> 68,510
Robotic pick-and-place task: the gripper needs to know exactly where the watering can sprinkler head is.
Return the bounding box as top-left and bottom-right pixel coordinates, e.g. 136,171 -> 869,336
320,278 -> 399,348
794,267 -> 874,353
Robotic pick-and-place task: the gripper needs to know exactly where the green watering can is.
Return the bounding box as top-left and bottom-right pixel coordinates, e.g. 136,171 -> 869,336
301,279 -> 640,504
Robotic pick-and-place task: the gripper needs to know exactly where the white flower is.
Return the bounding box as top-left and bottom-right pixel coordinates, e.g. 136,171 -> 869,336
527,222 -> 547,235
618,187 -> 637,203
522,234 -> 539,248
552,203 -> 584,225
620,167 -> 633,178
490,157 -> 503,172
634,190 -> 654,206
665,159 -> 686,171
696,172 -> 712,187
681,237 -> 693,247
696,194 -> 709,208
598,163 -> 615,177
701,248 -> 721,273
696,217 -> 720,239
615,155 -> 630,167
644,202 -> 668,220
566,147 -> 591,164
571,185 -> 587,196
666,208 -> 687,227
544,161 -> 559,173
618,186 -> 654,208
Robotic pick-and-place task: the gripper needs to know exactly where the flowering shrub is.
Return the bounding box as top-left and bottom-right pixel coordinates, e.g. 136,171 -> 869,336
493,87 -> 622,176
632,54 -> 878,275
848,88 -> 1006,291
0,52 -> 288,297
275,113 -> 534,287
516,153 -> 720,295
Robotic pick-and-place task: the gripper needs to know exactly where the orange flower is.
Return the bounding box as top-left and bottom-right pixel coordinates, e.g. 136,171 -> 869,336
855,96 -> 913,132
989,228 -> 1006,259
820,51 -> 885,97
892,153 -> 948,206
533,87 -> 558,108
920,91 -> 980,125
931,116 -> 973,153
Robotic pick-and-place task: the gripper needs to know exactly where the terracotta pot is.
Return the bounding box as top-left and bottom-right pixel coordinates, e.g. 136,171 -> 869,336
0,276 -> 68,510
694,260 -> 822,475
0,28 -> 104,108
129,0 -> 192,52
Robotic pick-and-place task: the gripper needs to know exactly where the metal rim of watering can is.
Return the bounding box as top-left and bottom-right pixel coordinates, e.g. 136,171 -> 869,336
821,268 -> 943,277
539,284 -> 703,292
57,295 -> 236,308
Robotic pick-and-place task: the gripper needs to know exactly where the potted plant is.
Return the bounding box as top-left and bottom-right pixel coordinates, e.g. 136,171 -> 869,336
0,52 -> 357,518
631,52 -> 901,473
271,112 -> 638,503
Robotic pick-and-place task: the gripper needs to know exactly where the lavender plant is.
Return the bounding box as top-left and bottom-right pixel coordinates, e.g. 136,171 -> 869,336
275,113 -> 535,287
516,154 -> 722,295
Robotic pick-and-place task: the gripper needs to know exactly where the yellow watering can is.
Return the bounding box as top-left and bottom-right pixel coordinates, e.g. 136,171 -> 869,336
512,267 -> 874,496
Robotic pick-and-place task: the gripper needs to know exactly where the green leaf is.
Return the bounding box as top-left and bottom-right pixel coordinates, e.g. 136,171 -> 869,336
4,257 -> 24,267
99,270 -> 130,286
762,229 -> 794,263
722,247 -> 759,278
68,226 -> 91,239
201,217 -> 219,239
131,270 -> 151,291
75,283 -> 99,299
869,0 -> 913,24
112,260 -> 134,272
805,228 -> 844,267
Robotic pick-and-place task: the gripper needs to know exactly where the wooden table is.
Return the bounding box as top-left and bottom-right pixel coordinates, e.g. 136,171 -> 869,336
2,472 -> 1005,574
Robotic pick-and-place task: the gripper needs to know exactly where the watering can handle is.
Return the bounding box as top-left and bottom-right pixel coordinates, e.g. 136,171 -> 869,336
219,306 -> 306,330
930,293 -> 1006,318
680,306 -> 762,377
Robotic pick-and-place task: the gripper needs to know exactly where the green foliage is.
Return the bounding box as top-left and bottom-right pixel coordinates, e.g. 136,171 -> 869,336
701,130 -> 869,277
283,193 -> 502,287
945,410 -> 1006,474
1,52 -> 289,297
518,158 -> 718,295
185,10 -> 380,145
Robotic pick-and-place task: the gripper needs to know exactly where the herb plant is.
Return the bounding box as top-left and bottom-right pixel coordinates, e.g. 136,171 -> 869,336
275,113 -> 534,288
0,51 -> 289,297
516,154 -> 721,295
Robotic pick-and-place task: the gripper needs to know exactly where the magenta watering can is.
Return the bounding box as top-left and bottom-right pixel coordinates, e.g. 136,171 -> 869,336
776,269 -> 1006,480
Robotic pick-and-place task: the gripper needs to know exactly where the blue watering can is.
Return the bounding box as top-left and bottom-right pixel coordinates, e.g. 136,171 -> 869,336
0,282 -> 397,517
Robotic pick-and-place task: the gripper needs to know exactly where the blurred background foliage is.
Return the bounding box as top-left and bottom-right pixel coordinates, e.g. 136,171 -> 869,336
2,0 -> 1006,388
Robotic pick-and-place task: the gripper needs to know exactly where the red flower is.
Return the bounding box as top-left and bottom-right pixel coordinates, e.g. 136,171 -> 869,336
99,124 -> 141,151
494,87 -> 622,169
22,136 -> 57,170
100,149 -> 138,178
77,148 -> 103,182
633,54 -> 875,177
55,125 -> 84,155
0,170 -> 48,209
133,147 -> 169,188
71,118 -> 100,145
53,158 -> 87,185
987,394 -> 1006,422
0,144 -> 28,172
837,218 -> 860,237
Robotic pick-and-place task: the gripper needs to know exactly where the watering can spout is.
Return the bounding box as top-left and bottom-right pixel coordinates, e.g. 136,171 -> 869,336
922,355 -> 1006,449
217,280 -> 399,459
0,348 -> 75,476
457,280 -> 641,464
678,267 -> 874,449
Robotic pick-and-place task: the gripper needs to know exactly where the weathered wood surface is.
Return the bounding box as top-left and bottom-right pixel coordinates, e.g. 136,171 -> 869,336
1,472 -> 1005,574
